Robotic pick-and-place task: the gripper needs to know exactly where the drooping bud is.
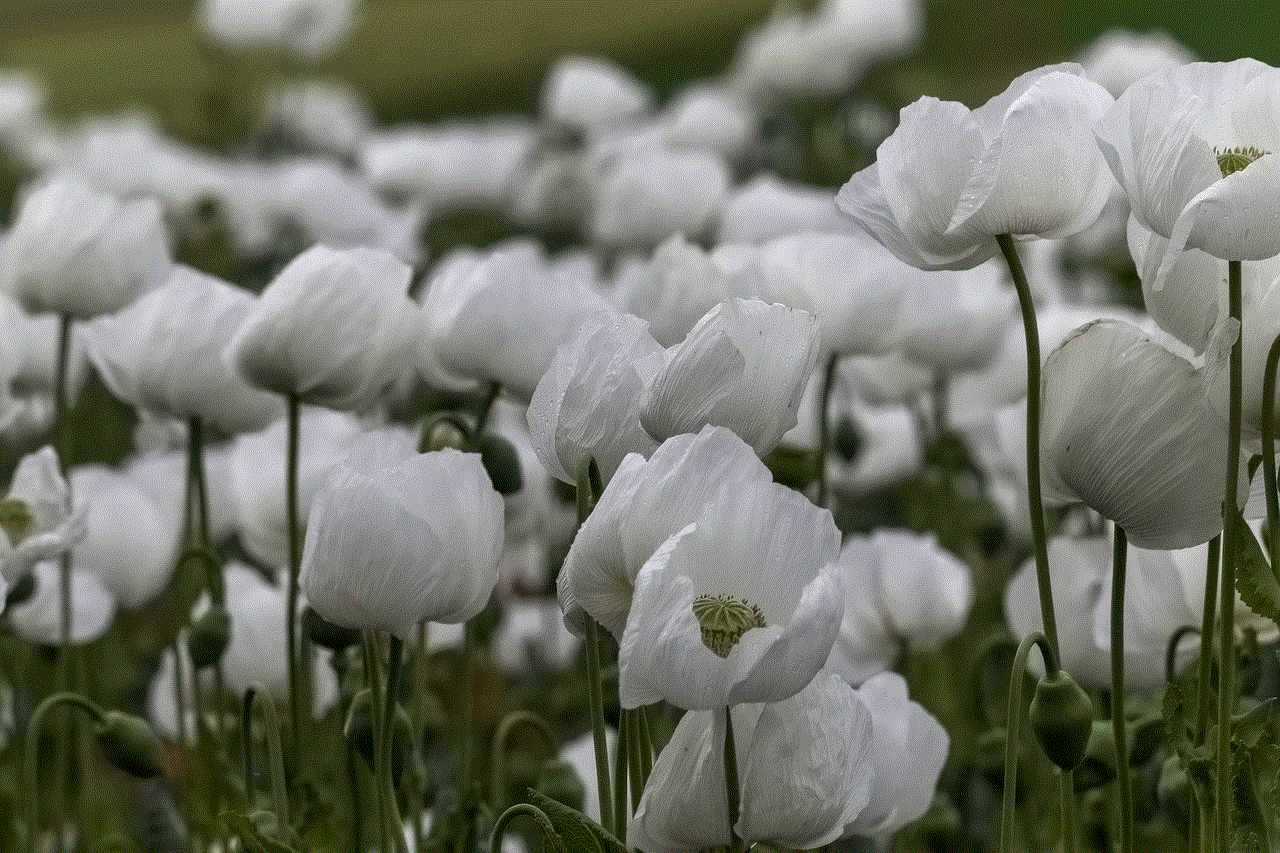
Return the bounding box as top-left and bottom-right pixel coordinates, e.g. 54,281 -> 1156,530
4,572 -> 36,610
186,606 -> 231,670
303,605 -> 361,652
477,433 -> 523,495
1029,671 -> 1094,771
1075,721 -> 1118,791
95,711 -> 167,778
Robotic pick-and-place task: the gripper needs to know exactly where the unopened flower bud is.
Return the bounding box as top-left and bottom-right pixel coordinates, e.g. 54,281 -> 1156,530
303,605 -> 360,653
477,433 -> 523,495
534,757 -> 586,812
1076,721 -> 1118,791
1029,671 -> 1094,771
96,711 -> 167,778
186,606 -> 231,670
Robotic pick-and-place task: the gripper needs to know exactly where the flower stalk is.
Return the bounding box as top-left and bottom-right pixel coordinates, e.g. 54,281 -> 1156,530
1110,526 -> 1133,853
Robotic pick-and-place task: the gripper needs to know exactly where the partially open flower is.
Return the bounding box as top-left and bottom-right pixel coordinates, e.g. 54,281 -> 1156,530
838,64 -> 1114,271
640,298 -> 820,454
1,447 -> 86,584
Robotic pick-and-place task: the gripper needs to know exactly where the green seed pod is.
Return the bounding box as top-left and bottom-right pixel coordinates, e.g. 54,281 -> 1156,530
1029,671 -> 1094,771
534,757 -> 586,813
186,606 -> 231,670
1075,721 -> 1118,792
423,417 -> 469,453
302,605 -> 360,652
477,433 -> 523,495
1157,754 -> 1191,835
96,712 -> 167,778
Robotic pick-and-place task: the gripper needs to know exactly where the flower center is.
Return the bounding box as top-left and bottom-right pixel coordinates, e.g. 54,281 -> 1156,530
1216,146 -> 1269,177
692,593 -> 766,658
0,499 -> 32,548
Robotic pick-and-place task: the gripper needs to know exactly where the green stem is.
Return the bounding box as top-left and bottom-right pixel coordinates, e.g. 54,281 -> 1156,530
613,705 -> 629,841
998,632 -> 1058,853
626,709 -> 645,815
814,352 -> 841,508
286,393 -> 302,768
1217,259 -> 1244,853
381,636 -> 407,853
1166,625 -> 1201,686
23,692 -> 105,841
1110,526 -> 1133,853
364,633 -> 389,853
1060,770 -> 1078,853
475,382 -> 502,435
460,619 -> 477,796
1196,536 -> 1220,737
584,617 -> 613,833
347,733 -> 365,853
489,711 -> 559,810
243,686 -> 290,830
1262,333 -> 1280,569
996,234 -> 1059,658
724,707 -> 741,853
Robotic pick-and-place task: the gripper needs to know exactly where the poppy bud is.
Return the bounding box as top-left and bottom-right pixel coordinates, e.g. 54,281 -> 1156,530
186,606 -> 231,670
96,711 -> 167,778
1029,671 -> 1094,771
477,433 -> 523,495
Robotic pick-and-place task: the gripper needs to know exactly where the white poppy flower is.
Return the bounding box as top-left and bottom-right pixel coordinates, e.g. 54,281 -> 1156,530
846,671 -> 949,837
127,445 -> 237,545
893,261 -> 1015,372
716,176 -> 845,245
260,79 -> 370,156
1095,59 -> 1280,290
652,85 -> 757,159
300,448 -> 504,640
2,447 -> 86,584
84,266 -> 284,435
226,244 -> 417,412
10,560 -> 114,645
3,176 -> 172,318
743,231 -> 907,357
618,479 -> 843,709
70,466 -> 180,610
197,0 -> 357,60
359,121 -> 535,211
558,425 -> 771,641
217,564 -> 338,713
229,408 -> 365,567
629,671 -> 874,853
838,64 -> 1114,270
824,537 -> 899,685
1041,319 -> 1228,549
826,402 -> 923,498
640,298 -> 820,454
419,242 -> 615,398
543,56 -> 651,133
587,148 -> 730,247
860,530 -> 974,651
615,235 -> 731,348
528,312 -> 665,485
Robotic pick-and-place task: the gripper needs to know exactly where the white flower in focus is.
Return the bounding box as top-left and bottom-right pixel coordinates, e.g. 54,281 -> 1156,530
197,0 -> 357,60
300,448 -> 504,640
618,479 -> 843,709
70,466 -> 180,610
419,242 -> 615,398
846,671 -> 949,837
226,244 -> 417,411
528,312 -> 665,485
1094,59 -> 1280,290
629,671 -> 874,853
640,298 -> 819,454
1,447 -> 86,583
1041,319 -> 1228,549
558,426 -> 771,640
9,560 -> 114,645
3,176 -> 172,318
543,56 -> 651,134
84,266 -> 284,435
588,148 -> 730,247
838,64 -> 1114,270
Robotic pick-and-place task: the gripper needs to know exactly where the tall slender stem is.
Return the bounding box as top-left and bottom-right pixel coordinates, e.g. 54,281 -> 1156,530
1196,536 -> 1220,737
489,711 -> 558,810
364,634 -> 389,853
613,706 -> 629,841
1110,527 -> 1133,853
23,692 -> 104,841
1261,335 -> 1280,568
1217,259 -> 1244,853
460,619 -> 477,795
998,632 -> 1057,853
381,636 -> 407,853
1060,771 -> 1079,853
285,394 -> 302,765
243,687 -> 290,829
814,352 -> 841,508
584,618 -> 613,832
53,312 -> 74,670
996,234 -> 1059,656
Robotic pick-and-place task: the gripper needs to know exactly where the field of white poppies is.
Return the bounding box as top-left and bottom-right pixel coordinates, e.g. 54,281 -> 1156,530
3,1 -> 1280,852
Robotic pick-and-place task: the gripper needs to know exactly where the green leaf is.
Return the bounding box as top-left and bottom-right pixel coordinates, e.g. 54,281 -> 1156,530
1231,747 -> 1274,853
1231,505 -> 1280,627
527,790 -> 627,853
